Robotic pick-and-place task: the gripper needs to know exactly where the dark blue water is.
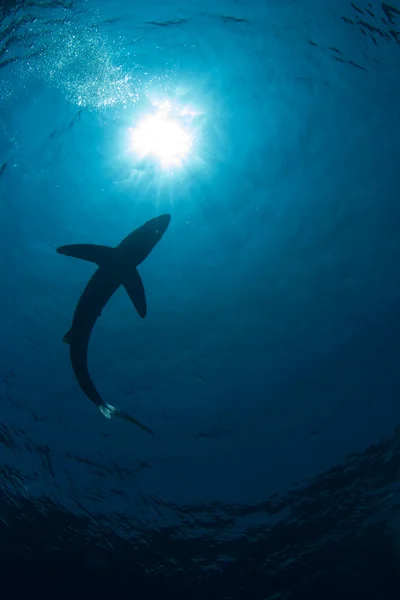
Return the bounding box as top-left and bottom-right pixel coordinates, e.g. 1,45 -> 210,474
1,0 -> 400,597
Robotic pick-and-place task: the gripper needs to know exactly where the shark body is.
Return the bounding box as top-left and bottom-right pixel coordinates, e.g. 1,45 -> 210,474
57,214 -> 171,433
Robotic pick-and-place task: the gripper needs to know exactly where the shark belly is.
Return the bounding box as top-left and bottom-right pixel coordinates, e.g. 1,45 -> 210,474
69,334 -> 104,409
66,268 -> 121,409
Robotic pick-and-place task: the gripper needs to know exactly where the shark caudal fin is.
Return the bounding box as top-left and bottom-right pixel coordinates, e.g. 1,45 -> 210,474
99,403 -> 154,435
56,244 -> 113,267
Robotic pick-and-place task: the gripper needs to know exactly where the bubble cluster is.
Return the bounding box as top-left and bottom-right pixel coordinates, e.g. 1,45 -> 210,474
0,1 -> 148,111
32,17 -> 141,110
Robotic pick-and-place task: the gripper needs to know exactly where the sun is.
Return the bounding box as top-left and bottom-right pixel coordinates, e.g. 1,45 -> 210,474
129,110 -> 193,169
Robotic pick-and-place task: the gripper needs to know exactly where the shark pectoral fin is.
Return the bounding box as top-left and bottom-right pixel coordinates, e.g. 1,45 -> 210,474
56,244 -> 113,266
122,267 -> 147,318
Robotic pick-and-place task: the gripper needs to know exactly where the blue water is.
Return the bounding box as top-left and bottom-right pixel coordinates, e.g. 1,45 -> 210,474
1,0 -> 400,597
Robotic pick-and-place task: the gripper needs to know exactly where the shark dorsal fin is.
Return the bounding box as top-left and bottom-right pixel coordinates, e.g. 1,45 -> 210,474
56,244 -> 112,266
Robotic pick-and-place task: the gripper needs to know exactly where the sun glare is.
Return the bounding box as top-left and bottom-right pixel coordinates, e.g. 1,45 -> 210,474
129,111 -> 192,169
127,98 -> 201,170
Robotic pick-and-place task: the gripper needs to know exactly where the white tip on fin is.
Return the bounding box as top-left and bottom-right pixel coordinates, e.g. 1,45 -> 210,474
99,403 -> 116,419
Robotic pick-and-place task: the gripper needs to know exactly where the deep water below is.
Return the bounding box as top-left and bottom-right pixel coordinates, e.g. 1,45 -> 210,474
1,0 -> 400,598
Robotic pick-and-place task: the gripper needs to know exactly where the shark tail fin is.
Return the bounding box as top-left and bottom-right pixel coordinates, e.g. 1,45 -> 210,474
56,244 -> 113,267
99,403 -> 154,435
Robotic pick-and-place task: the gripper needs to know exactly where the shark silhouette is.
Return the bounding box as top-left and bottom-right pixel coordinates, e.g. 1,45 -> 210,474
57,214 -> 171,434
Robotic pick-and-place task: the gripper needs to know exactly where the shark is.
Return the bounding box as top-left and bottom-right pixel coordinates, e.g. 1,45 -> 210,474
57,214 -> 171,434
